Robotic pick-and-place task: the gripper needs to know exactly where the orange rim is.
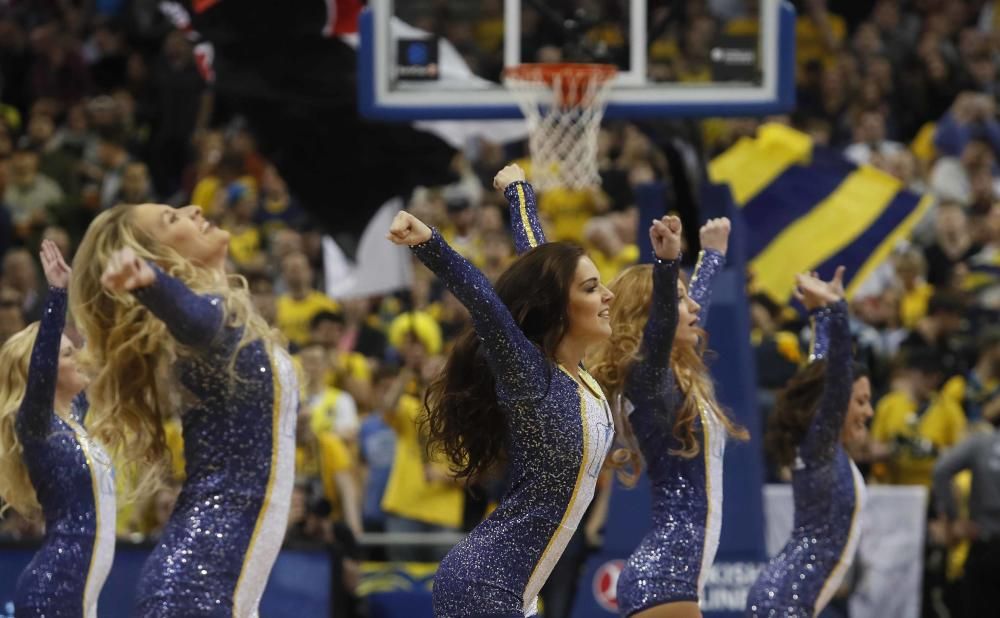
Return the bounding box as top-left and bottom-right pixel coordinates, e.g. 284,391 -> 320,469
504,63 -> 617,107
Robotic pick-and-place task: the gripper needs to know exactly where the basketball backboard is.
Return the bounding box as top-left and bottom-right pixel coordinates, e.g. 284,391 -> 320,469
358,0 -> 795,120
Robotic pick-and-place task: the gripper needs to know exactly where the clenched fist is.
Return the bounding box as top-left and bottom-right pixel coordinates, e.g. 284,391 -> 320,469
493,164 -> 526,191
699,217 -> 731,256
386,211 -> 433,246
650,215 -> 682,261
101,247 -> 155,293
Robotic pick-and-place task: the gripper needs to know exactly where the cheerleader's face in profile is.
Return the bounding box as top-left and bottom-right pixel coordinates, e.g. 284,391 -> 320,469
841,375 -> 873,445
674,280 -> 702,347
56,334 -> 89,398
132,204 -> 230,271
564,256 -> 615,344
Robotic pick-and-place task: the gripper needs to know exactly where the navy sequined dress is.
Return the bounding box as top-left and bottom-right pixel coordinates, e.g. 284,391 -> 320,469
415,182 -> 614,618
746,301 -> 866,617
15,288 -> 116,617
616,249 -> 729,615
131,267 -> 298,617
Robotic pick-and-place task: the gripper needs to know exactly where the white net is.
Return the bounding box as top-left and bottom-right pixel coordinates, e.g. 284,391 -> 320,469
504,64 -> 616,191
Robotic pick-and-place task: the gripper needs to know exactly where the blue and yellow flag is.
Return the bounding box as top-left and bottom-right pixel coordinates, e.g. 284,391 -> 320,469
709,123 -> 934,304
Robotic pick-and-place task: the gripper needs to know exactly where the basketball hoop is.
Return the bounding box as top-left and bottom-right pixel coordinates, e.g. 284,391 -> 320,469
503,63 -> 617,191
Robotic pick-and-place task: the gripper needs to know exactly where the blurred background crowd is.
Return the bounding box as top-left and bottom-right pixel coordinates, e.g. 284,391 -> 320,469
0,0 -> 998,617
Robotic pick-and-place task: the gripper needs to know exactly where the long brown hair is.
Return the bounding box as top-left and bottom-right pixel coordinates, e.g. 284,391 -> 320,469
588,264 -> 748,485
766,360 -> 868,468
421,242 -> 585,482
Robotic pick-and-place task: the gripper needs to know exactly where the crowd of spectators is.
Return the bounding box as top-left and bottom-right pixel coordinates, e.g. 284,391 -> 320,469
0,0 -> 998,616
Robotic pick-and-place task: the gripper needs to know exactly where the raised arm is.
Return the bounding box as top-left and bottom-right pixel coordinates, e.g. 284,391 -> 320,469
628,217 -> 683,404
806,267 -> 845,362
799,299 -> 853,464
15,288 -> 67,442
16,241 -> 72,442
633,258 -> 681,377
132,268 -> 226,347
807,306 -> 831,362
688,218 -> 729,323
389,211 -> 548,400
689,251 -> 724,324
496,164 -> 545,254
101,247 -> 225,348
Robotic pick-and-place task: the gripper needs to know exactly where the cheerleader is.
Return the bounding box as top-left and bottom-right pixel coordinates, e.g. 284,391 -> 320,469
589,218 -> 748,618
70,203 -> 297,616
0,240 -> 115,617
746,268 -> 871,617
386,165 -> 615,617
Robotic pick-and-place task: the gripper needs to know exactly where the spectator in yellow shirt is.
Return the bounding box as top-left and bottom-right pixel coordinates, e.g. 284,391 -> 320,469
871,349 -> 967,486
537,186 -> 609,244
276,251 -> 339,350
380,361 -> 463,562
941,328 -> 1000,424
221,184 -> 266,271
299,342 -> 360,442
294,410 -> 363,539
893,248 -> 935,329
479,229 -> 513,283
310,311 -> 373,408
440,190 -> 484,268
584,209 -> 640,284
189,150 -> 256,218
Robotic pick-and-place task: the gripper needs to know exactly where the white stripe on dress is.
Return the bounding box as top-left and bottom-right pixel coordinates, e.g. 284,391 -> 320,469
522,387 -> 614,616
814,459 -> 866,614
71,422 -> 116,618
232,349 -> 299,617
697,405 -> 726,598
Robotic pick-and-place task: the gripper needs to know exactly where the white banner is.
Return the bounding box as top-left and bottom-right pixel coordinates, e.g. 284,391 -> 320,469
764,484 -> 926,618
323,198 -> 414,299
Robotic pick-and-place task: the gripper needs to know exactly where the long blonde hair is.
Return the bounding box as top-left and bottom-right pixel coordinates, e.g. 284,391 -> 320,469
69,204 -> 277,497
0,323 -> 42,519
587,264 -> 748,485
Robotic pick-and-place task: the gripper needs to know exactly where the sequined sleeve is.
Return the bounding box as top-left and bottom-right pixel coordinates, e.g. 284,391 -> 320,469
807,305 -> 832,362
799,301 -> 852,465
688,249 -> 724,325
131,265 -> 225,348
410,229 -> 548,401
627,258 -> 681,407
504,181 -> 546,254
15,288 -> 67,442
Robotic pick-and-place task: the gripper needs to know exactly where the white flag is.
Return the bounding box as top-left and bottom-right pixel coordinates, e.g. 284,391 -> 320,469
323,198 -> 413,299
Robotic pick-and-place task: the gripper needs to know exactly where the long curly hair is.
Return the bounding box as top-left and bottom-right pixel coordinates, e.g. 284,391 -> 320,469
587,264 -> 748,486
766,360 -> 868,468
69,204 -> 277,499
0,323 -> 42,519
421,242 -> 585,482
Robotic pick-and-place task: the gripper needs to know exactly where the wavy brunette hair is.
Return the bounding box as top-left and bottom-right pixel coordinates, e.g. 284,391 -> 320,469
766,360 -> 869,468
421,242 -> 586,482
